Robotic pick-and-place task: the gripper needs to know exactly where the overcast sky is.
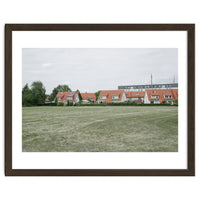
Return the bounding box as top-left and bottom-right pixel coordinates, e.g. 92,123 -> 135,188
22,48 -> 178,94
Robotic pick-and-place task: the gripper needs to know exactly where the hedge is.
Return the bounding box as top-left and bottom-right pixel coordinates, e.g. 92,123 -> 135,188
23,102 -> 177,107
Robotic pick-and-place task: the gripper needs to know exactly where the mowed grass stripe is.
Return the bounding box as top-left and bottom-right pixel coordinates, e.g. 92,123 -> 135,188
22,106 -> 178,152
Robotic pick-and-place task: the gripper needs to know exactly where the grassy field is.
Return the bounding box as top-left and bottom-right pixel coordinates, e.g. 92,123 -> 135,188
22,106 -> 178,152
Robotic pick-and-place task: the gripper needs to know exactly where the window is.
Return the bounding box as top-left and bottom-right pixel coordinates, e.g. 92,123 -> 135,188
58,97 -> 61,100
67,97 -> 73,100
100,96 -> 106,99
112,96 -> 118,99
151,95 -> 159,98
136,93 -> 139,95
164,95 -> 172,98
61,92 -> 63,95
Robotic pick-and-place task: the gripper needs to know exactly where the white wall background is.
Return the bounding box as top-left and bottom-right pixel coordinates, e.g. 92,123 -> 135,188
0,1 -> 199,200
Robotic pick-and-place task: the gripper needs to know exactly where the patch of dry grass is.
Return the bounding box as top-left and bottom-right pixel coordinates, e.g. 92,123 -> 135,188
22,106 -> 178,152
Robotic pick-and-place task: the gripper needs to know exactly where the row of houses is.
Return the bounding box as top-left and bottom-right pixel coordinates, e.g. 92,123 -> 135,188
56,89 -> 178,104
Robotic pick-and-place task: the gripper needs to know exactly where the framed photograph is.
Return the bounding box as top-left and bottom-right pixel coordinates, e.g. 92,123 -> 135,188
5,24 -> 195,176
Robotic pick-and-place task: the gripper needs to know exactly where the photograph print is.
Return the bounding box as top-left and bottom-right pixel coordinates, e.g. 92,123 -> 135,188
22,48 -> 178,152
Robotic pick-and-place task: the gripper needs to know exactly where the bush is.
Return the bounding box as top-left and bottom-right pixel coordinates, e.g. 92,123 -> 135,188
42,103 -> 57,106
55,97 -> 58,105
79,103 -> 107,106
65,101 -> 73,106
173,99 -> 178,106
76,101 -> 173,106
57,102 -> 64,106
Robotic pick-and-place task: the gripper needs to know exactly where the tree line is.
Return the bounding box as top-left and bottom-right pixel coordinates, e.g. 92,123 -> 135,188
22,81 -> 101,106
22,82 -> 46,106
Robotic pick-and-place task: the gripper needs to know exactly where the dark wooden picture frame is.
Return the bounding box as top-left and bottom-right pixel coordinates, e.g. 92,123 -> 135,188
5,24 -> 195,176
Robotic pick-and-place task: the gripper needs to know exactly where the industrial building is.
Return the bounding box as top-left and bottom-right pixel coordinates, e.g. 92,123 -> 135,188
118,83 -> 178,91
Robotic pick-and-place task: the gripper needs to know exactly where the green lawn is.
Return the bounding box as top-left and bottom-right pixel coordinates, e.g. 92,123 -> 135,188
22,106 -> 178,152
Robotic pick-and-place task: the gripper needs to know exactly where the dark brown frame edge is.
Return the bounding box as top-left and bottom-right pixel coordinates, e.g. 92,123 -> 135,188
5,24 -> 195,176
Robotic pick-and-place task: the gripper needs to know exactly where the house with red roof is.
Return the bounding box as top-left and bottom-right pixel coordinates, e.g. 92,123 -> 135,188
125,91 -> 145,103
97,90 -> 126,103
144,89 -> 178,104
56,91 -> 79,104
81,93 -> 96,103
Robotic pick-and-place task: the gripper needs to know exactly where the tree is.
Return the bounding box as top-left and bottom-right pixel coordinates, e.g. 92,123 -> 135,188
45,94 -> 49,99
31,81 -> 46,105
95,90 -> 101,101
49,84 -> 71,101
77,90 -> 82,102
56,84 -> 71,92
22,83 -> 29,95
48,88 -> 58,101
55,97 -> 58,105
173,99 -> 178,105
22,84 -> 33,106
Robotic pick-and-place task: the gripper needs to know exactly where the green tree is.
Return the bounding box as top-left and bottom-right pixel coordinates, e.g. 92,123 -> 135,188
45,94 -> 49,99
22,84 -> 33,106
22,83 -> 29,95
173,99 -> 178,105
49,84 -> 71,101
31,81 -> 46,105
95,90 -> 101,101
77,90 -> 82,102
55,97 -> 58,105
56,84 -> 71,92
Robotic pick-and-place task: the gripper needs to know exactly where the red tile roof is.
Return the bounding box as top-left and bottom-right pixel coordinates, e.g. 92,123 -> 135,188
125,91 -> 145,98
98,90 -> 124,103
81,93 -> 96,102
172,89 -> 178,100
56,91 -> 78,102
146,89 -> 178,103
